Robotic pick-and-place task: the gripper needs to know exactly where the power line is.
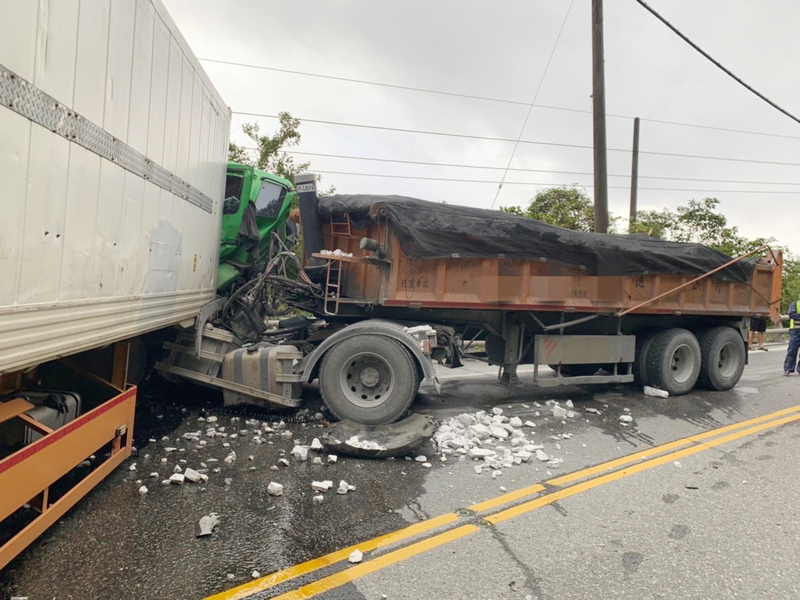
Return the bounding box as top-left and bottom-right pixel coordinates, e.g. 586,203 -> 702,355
233,111 -> 800,167
281,150 -> 800,186
491,0 -> 575,209
635,0 -> 800,127
207,60 -> 800,141
312,169 -> 800,193
199,57 -> 531,107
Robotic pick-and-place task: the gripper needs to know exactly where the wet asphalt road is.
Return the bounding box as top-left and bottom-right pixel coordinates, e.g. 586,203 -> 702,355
1,345 -> 798,599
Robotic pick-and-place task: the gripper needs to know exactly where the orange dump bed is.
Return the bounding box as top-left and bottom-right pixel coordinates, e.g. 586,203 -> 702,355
316,217 -> 782,320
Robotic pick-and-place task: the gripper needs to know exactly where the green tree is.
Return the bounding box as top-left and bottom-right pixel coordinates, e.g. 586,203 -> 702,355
782,256 -> 800,314
228,112 -> 334,194
501,185 -> 616,232
630,198 -> 773,257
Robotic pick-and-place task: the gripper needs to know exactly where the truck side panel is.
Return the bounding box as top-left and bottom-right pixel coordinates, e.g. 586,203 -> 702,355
0,0 -> 232,375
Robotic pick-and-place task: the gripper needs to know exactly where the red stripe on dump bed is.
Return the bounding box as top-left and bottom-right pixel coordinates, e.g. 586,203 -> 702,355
0,387 -> 136,476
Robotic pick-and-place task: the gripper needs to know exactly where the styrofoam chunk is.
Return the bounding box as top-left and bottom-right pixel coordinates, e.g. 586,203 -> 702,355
619,415 -> 634,423
267,482 -> 284,496
310,438 -> 323,451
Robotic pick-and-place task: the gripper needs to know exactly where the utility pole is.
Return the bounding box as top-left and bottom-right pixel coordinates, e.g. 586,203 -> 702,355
629,117 -> 640,230
592,0 -> 609,233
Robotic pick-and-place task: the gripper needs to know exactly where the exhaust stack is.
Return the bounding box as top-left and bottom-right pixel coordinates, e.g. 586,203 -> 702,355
295,172 -> 327,280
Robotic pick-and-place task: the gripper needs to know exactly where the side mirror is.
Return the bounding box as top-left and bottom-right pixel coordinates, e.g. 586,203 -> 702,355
222,196 -> 241,215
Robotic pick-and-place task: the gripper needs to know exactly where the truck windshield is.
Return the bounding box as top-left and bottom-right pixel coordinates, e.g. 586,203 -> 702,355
255,180 -> 287,219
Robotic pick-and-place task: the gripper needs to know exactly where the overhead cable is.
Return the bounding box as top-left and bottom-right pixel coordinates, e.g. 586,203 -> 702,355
233,111 -> 800,167
312,169 -> 800,193
282,150 -> 800,186
635,0 -> 800,127
203,61 -> 800,140
491,0 -> 575,208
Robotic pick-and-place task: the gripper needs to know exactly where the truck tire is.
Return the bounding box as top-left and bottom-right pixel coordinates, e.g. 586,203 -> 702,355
632,329 -> 657,389
319,335 -> 418,425
402,345 -> 423,397
645,328 -> 701,396
696,327 -> 746,391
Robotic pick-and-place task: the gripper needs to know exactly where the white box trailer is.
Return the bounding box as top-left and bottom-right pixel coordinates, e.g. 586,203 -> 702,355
0,0 -> 230,373
0,0 -> 230,569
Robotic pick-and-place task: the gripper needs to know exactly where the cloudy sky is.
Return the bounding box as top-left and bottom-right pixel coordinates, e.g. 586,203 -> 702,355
163,0 -> 800,254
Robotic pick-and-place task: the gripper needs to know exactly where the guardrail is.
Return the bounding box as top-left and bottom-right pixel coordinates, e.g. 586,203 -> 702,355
766,314 -> 790,337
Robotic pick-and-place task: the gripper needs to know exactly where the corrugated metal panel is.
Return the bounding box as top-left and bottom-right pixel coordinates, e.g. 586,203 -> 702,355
0,0 -> 231,374
0,290 -> 214,373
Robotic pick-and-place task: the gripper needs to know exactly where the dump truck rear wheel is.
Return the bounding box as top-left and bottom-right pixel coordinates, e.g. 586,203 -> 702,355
632,329 -> 657,388
645,328 -> 701,396
319,335 -> 417,425
696,326 -> 745,391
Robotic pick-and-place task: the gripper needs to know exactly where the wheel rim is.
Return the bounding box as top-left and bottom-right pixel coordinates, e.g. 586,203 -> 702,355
670,344 -> 696,383
716,341 -> 739,378
339,352 -> 395,408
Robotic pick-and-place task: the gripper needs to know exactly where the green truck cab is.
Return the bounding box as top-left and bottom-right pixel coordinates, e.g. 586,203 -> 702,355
219,163 -> 297,292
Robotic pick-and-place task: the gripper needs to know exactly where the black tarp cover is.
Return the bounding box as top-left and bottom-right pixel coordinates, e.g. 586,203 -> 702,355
318,194 -> 754,283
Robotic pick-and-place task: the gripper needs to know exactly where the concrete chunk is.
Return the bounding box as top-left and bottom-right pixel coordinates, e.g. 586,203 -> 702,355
169,473 -> 185,485
184,468 -> 202,483
644,386 -> 669,398
224,451 -> 237,465
291,445 -> 310,461
311,480 -> 334,492
267,482 -> 284,496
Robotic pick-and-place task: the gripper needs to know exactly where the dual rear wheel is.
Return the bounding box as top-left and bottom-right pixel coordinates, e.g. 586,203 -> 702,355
636,326 -> 745,395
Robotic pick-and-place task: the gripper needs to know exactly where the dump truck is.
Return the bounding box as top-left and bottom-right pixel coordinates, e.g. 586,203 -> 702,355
159,172 -> 781,429
0,0 -> 235,569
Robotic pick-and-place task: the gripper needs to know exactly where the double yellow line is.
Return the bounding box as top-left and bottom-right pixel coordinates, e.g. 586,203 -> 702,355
208,404 -> 800,600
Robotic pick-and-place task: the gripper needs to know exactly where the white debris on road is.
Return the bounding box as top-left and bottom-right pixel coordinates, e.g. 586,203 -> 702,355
138,486 -> 148,495
312,495 -> 324,505
267,482 -> 284,496
643,386 -> 669,398
348,549 -> 363,563
619,415 -> 634,423
345,436 -> 386,450
310,438 -> 323,451
184,468 -> 202,483
337,480 -> 356,494
291,445 -> 309,461
224,451 -> 237,465
311,480 -> 334,492
197,513 -> 220,537
327,455 -> 338,464
169,473 -> 185,485
434,409 -> 565,476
